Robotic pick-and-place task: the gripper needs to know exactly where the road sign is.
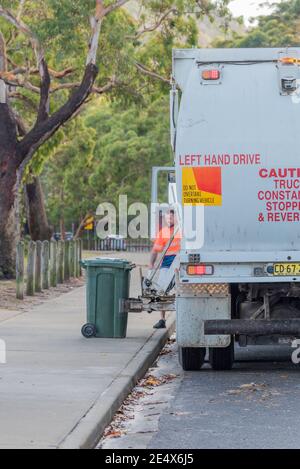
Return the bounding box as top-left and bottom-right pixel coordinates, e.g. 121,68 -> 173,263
84,217 -> 94,231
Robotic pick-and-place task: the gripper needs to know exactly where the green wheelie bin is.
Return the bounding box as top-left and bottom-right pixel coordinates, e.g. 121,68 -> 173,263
80,258 -> 134,338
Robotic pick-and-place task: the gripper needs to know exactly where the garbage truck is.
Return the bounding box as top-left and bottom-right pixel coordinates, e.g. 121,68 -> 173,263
168,47 -> 300,371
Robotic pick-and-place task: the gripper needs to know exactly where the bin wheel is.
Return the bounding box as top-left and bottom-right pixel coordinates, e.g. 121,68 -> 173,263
179,347 -> 206,371
209,339 -> 234,371
81,323 -> 96,338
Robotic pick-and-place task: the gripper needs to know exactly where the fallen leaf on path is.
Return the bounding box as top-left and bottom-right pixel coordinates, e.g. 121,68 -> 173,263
159,348 -> 172,356
105,430 -> 124,439
143,375 -> 161,386
141,373 -> 178,388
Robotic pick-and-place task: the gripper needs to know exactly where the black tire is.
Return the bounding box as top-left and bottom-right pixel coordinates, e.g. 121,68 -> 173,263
81,323 -> 96,338
179,347 -> 206,371
209,339 -> 234,371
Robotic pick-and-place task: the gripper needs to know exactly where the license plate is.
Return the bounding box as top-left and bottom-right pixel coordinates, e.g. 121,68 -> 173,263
274,263 -> 300,276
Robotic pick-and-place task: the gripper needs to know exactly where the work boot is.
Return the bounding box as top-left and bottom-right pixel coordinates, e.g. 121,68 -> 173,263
153,319 -> 166,329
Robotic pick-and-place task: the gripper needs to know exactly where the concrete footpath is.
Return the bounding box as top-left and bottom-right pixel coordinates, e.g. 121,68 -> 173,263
0,254 -> 175,449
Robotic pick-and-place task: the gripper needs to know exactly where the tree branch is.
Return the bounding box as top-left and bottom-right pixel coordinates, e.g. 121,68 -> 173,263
17,62 -> 98,165
0,71 -> 115,96
85,0 -> 129,65
10,65 -> 75,79
0,30 -> 7,72
37,58 -> 50,123
17,0 -> 26,22
9,91 -> 38,112
0,71 -> 40,93
0,6 -> 50,124
134,61 -> 170,84
86,0 -> 105,65
50,77 -> 116,94
0,65 -> 75,94
12,109 -> 28,137
0,6 -> 42,62
5,0 -> 26,46
104,0 -> 130,15
128,8 -> 177,40
48,67 -> 75,79
0,29 -> 8,104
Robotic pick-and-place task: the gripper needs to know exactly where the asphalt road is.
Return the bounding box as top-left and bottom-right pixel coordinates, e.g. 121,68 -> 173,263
100,340 -> 300,450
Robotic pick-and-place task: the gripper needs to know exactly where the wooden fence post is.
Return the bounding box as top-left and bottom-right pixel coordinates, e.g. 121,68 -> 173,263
57,240 -> 64,284
64,240 -> 70,281
79,239 -> 83,277
74,240 -> 78,276
42,241 -> 50,290
74,240 -> 77,278
16,241 -> 25,300
74,240 -> 79,278
50,240 -> 57,287
35,240 -> 43,293
26,241 -> 36,296
69,240 -> 74,278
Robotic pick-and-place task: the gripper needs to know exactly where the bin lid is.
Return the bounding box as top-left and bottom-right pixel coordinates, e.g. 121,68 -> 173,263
81,257 -> 134,269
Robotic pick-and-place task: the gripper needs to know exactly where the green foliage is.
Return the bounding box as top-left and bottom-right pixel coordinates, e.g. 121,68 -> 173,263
43,96 -> 172,229
42,117 -> 96,229
0,0 -> 234,230
88,96 -> 172,205
215,0 -> 300,48
25,129 -> 65,179
9,0 -> 300,235
2,0 -> 209,159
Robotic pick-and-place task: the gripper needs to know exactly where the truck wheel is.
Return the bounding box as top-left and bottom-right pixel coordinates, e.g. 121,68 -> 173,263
209,339 -> 234,371
179,347 -> 206,371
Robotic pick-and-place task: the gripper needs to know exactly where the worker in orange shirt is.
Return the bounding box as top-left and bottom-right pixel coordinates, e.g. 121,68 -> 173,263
150,209 -> 181,329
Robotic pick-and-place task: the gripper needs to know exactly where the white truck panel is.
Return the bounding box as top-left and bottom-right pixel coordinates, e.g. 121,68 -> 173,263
173,48 -> 300,271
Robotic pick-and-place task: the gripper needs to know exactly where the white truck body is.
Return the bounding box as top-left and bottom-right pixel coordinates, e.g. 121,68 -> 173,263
171,48 -> 300,368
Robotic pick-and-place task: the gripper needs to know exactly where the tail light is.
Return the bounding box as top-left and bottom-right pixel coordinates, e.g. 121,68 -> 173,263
279,57 -> 299,65
201,69 -> 220,81
187,265 -> 214,276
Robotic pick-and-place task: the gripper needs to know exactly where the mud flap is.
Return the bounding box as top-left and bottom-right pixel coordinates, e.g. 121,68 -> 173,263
176,295 -> 231,348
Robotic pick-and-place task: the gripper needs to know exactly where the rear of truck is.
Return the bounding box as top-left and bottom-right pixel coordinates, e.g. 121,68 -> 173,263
172,48 -> 300,370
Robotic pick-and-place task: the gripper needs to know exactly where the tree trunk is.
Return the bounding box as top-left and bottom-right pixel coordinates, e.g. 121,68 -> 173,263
0,103 -> 18,279
25,176 -> 52,241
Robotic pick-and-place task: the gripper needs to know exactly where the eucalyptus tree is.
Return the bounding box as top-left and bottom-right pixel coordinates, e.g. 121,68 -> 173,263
0,0 -> 230,277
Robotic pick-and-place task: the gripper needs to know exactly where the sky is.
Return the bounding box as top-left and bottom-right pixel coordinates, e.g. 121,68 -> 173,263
229,0 -> 281,24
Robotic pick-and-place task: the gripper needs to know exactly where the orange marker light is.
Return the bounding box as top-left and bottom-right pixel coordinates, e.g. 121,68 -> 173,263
202,69 -> 220,80
279,57 -> 300,65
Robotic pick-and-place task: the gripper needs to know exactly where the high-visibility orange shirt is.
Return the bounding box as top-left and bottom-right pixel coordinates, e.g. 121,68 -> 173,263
152,226 -> 181,255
